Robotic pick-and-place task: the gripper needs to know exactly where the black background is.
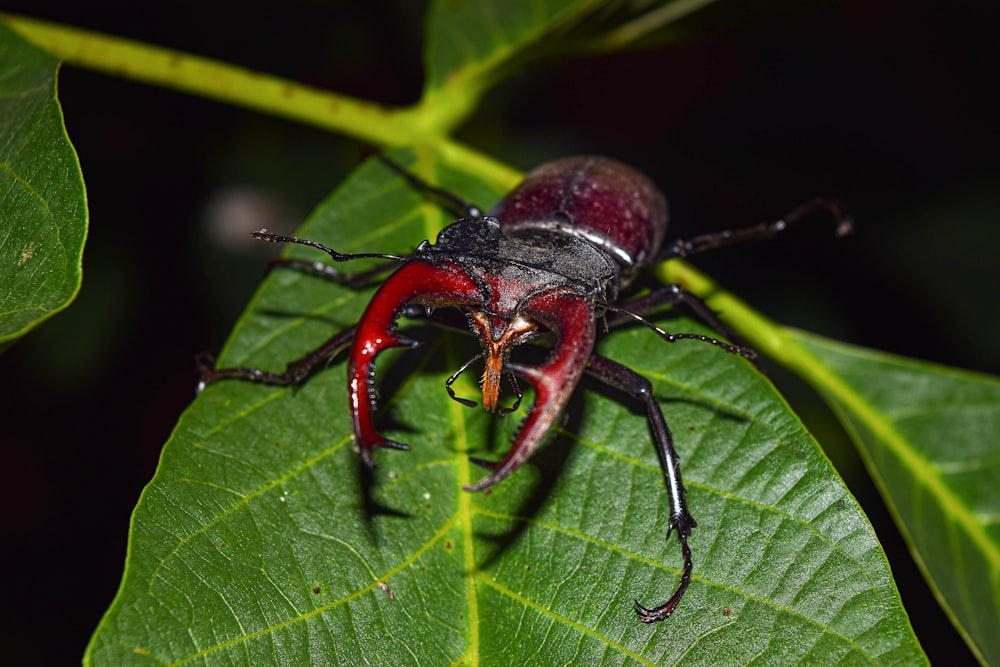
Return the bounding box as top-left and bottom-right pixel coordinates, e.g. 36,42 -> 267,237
2,1 -> 996,663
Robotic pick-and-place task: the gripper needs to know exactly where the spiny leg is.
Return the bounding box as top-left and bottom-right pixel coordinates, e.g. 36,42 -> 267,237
197,221 -> 415,392
659,196 -> 852,260
625,197 -> 853,362
585,354 -> 695,623
196,326 -> 357,393
196,228 -> 406,391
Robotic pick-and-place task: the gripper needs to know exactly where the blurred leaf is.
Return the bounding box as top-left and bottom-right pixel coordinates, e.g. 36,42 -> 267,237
420,0 -> 723,132
424,0 -> 589,90
0,22 -> 87,345
86,154 -> 924,665
791,331 -> 1000,665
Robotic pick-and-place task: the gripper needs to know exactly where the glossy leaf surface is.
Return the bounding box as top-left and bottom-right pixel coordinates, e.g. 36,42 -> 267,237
86,156 -> 924,665
0,23 -> 86,344
791,331 -> 1000,665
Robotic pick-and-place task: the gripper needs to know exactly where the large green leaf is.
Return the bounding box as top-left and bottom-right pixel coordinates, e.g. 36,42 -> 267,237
86,154 -> 924,665
790,331 -> 1000,665
0,22 -> 87,345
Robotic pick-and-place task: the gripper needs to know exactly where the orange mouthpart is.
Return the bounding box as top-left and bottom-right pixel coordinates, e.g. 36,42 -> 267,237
480,350 -> 506,413
468,311 -> 539,412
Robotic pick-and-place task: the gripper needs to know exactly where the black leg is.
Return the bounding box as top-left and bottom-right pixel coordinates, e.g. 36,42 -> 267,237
196,326 -> 356,393
585,354 -> 696,623
659,196 -> 853,260
373,152 -> 485,219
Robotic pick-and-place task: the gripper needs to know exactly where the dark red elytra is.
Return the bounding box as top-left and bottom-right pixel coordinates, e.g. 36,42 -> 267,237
198,154 -> 851,624
492,157 -> 667,274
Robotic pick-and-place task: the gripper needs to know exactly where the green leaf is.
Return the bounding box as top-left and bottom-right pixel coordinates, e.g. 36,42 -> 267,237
86,154 -> 924,665
424,0 -> 587,88
790,331 -> 1000,665
0,22 -> 87,345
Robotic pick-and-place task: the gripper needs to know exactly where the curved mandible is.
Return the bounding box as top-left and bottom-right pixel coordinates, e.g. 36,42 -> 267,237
464,290 -> 596,491
348,260 -> 483,467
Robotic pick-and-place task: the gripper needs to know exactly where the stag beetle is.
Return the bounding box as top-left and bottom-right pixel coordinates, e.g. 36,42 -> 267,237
198,156 -> 851,622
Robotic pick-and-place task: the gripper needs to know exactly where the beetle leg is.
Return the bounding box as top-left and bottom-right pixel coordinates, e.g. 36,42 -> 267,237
465,291 -> 595,491
349,260 -> 483,468
196,326 -> 356,393
584,354 -> 696,623
659,196 -> 852,260
373,152 -> 485,219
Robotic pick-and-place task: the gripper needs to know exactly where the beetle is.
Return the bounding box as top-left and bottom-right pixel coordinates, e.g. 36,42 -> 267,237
198,155 -> 851,622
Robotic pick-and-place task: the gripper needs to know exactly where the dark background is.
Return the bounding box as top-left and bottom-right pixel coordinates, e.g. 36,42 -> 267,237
2,1 -> 996,663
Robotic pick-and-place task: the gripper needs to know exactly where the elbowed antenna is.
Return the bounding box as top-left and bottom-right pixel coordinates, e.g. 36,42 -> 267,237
252,228 -> 406,262
608,306 -> 757,361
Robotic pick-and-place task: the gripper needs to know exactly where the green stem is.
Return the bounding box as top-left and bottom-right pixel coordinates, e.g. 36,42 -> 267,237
657,259 -> 861,404
1,14 -> 522,191
3,15 -> 416,142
